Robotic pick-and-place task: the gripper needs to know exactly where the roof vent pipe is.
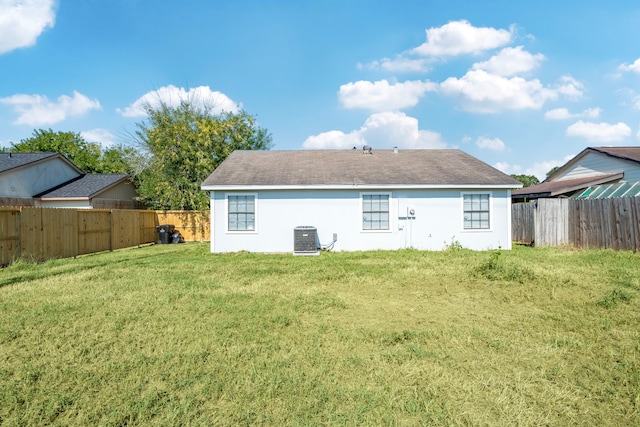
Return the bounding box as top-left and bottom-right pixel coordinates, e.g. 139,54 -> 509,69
363,145 -> 372,155
393,146 -> 398,154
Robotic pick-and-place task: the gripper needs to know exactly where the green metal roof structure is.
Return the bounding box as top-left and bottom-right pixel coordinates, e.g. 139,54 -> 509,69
571,181 -> 640,199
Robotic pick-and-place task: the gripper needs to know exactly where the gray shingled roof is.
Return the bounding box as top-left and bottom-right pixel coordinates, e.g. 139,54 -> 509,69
0,152 -> 60,174
590,147 -> 640,164
512,173 -> 623,198
201,149 -> 522,188
37,174 -> 130,199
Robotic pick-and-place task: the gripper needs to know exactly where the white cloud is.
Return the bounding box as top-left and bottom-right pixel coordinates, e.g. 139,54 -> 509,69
0,90 -> 101,126
303,111 -> 446,150
544,108 -> 572,120
555,75 -> 584,99
412,20 -> 513,57
476,136 -> 505,151
359,57 -> 431,73
472,46 -> 545,76
566,120 -> 631,143
81,128 -> 117,148
619,58 -> 640,74
544,107 -> 601,120
117,85 -> 240,117
584,108 -> 601,118
495,154 -> 575,181
302,130 -> 365,150
338,79 -> 436,111
493,161 -> 519,174
0,0 -> 56,54
440,69 -> 558,113
637,126 -> 640,140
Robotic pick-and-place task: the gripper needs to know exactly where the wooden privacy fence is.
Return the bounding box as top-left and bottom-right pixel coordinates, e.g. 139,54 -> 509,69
0,208 -> 209,266
511,202 -> 535,245
512,197 -> 640,251
156,210 -> 210,243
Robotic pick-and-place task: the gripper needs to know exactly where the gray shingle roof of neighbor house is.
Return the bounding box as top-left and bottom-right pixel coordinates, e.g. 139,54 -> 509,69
0,152 -> 82,174
589,147 -> 640,164
511,173 -> 623,198
201,149 -> 523,188
36,174 -> 131,199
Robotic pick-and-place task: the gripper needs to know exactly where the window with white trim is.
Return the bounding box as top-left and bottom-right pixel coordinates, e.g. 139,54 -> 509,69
227,195 -> 255,231
463,193 -> 490,229
362,194 -> 389,230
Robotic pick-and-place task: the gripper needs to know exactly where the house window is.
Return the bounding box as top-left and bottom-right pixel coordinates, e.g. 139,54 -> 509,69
362,194 -> 389,230
227,195 -> 255,231
463,193 -> 490,229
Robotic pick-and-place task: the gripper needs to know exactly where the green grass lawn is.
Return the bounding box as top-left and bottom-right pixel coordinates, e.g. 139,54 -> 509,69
1,243 -> 639,426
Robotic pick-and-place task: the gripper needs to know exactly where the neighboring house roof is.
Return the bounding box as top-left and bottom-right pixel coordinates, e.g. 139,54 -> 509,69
201,149 -> 522,189
36,174 -> 131,200
513,146 -> 640,201
588,147 -> 640,163
547,146 -> 640,181
512,173 -> 623,199
0,152 -> 82,175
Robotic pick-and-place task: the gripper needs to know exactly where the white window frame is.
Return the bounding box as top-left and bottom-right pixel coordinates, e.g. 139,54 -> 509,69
225,193 -> 258,233
461,191 -> 492,231
360,192 -> 392,232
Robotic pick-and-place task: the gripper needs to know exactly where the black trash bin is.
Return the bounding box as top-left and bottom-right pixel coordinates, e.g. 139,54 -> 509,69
156,224 -> 175,244
170,230 -> 184,244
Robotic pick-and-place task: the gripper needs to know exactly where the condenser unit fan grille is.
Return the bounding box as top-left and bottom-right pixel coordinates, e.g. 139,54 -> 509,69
293,226 -> 318,255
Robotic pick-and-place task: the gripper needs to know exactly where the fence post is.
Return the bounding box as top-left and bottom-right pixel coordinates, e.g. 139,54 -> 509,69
109,210 -> 113,252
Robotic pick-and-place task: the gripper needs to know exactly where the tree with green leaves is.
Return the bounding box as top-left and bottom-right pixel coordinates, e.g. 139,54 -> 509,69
10,129 -> 103,173
510,174 -> 540,188
99,144 -> 146,175
8,129 -> 141,175
546,166 -> 560,178
134,101 -> 272,210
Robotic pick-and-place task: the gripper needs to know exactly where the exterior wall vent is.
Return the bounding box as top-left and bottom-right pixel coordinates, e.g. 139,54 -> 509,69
293,226 -> 319,256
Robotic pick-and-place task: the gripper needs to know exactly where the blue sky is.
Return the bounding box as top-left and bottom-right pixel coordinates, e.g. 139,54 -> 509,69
1,0 -> 640,179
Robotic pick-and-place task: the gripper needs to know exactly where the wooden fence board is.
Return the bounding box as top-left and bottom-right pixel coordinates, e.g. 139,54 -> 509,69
78,210 -> 111,255
568,199 -> 579,245
111,210 -> 140,250
511,203 -> 534,244
20,207 -> 45,262
535,199 -> 569,247
632,198 -> 640,253
0,208 -> 21,266
140,211 -> 157,244
53,208 -> 78,259
612,198 -> 626,251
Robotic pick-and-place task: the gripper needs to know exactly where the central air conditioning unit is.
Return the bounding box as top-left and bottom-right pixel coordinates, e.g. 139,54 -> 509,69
293,226 -> 319,256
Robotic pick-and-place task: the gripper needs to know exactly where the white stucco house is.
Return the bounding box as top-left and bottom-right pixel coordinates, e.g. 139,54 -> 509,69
201,149 -> 522,253
0,152 -> 143,209
512,147 -> 640,202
